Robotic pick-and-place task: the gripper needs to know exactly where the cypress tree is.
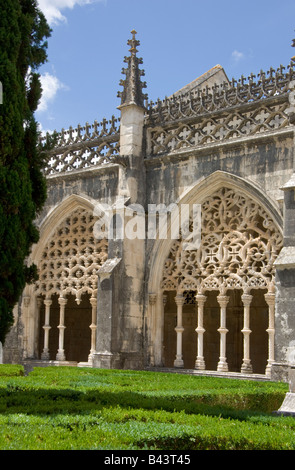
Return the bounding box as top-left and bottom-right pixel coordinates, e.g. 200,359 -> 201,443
0,1 -> 51,343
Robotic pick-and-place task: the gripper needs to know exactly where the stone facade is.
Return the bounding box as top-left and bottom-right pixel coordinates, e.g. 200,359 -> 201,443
3,31 -> 295,381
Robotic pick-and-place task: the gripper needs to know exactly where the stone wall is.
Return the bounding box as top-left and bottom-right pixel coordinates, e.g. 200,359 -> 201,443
2,35 -> 295,379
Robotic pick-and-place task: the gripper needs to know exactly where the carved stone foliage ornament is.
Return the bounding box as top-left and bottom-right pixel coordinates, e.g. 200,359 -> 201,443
36,208 -> 108,302
161,187 -> 283,294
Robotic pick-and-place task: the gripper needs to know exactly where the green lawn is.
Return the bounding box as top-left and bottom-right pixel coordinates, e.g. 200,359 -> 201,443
0,364 -> 293,450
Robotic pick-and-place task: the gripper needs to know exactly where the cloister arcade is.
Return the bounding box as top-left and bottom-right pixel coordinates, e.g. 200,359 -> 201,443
148,177 -> 283,377
21,197 -> 108,366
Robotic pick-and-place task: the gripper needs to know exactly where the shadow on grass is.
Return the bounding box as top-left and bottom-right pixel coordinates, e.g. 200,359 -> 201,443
0,383 -> 286,422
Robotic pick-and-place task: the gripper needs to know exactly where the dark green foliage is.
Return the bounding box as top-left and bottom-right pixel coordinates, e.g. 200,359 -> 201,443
0,1 -> 51,343
0,367 -> 293,450
0,364 -> 24,376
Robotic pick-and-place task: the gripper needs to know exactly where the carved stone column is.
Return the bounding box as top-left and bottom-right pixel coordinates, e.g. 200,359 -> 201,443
161,293 -> 167,366
56,296 -> 67,361
41,298 -> 52,360
265,291 -> 276,377
195,294 -> 207,370
241,293 -> 253,373
88,296 -> 97,363
217,295 -> 229,372
174,293 -> 184,368
22,295 -> 31,358
148,293 -> 157,366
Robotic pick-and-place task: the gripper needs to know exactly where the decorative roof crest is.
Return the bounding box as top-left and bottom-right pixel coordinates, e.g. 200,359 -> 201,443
118,30 -> 148,109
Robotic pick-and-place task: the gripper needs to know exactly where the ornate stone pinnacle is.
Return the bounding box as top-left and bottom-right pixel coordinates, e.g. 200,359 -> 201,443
117,30 -> 148,109
128,29 -> 140,55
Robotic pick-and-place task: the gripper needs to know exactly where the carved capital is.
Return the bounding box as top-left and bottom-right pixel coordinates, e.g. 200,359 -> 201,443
58,297 -> 67,307
264,292 -> 275,307
217,295 -> 229,308
90,297 -> 97,307
175,294 -> 184,307
241,294 -> 253,307
195,294 -> 207,306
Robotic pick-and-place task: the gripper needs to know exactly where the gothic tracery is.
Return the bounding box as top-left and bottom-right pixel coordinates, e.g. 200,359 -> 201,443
36,208 -> 108,303
161,187 -> 283,294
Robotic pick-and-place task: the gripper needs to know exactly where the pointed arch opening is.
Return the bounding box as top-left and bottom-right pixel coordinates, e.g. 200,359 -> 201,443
147,172 -> 282,376
23,195 -> 108,365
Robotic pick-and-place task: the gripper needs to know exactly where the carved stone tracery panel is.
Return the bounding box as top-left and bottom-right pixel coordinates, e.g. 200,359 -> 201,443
149,101 -> 290,156
36,208 -> 108,302
161,187 -> 282,294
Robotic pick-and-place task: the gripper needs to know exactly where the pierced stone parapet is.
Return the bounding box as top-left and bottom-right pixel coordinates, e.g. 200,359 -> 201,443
146,63 -> 295,125
147,96 -> 292,157
41,116 -> 120,176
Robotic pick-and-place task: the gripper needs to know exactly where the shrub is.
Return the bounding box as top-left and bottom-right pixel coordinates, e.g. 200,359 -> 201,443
0,365 -> 24,377
0,366 -> 292,450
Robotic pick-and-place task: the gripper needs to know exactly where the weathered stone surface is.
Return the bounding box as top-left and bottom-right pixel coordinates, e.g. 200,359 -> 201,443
276,392 -> 295,416
275,368 -> 295,415
3,32 -> 295,380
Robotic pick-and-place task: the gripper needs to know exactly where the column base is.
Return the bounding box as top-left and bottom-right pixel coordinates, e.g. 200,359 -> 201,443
195,357 -> 206,370
217,359 -> 228,372
174,358 -> 184,368
241,360 -> 253,374
56,351 -> 66,361
93,352 -> 120,369
41,350 -> 50,360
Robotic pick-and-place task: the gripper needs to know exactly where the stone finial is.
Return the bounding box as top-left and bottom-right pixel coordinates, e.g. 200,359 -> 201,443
117,30 -> 148,109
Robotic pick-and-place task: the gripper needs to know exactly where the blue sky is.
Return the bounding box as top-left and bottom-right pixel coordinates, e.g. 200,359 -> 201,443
36,0 -> 295,134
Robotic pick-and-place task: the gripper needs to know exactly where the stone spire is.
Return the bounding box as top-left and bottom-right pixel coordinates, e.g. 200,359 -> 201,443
118,30 -> 148,109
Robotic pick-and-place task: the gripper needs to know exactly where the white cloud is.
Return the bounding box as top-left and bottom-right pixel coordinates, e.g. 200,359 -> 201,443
37,0 -> 105,26
37,72 -> 66,112
231,50 -> 245,63
37,122 -> 54,137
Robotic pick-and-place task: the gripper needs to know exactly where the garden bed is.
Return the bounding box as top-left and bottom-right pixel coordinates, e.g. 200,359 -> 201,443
0,365 -> 292,450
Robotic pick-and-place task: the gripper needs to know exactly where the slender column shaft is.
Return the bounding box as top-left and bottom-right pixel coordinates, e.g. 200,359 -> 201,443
56,296 -> 67,361
41,298 -> 52,360
217,295 -> 229,372
23,295 -> 31,357
148,293 -> 157,367
195,294 -> 207,370
161,294 -> 167,366
241,294 -> 253,373
174,293 -> 184,368
265,292 -> 276,377
89,297 -> 97,362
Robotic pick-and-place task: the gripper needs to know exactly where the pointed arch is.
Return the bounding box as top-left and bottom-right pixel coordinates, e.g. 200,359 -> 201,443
30,193 -> 100,265
22,193 -> 108,363
147,171 -> 282,295
146,171 -> 283,367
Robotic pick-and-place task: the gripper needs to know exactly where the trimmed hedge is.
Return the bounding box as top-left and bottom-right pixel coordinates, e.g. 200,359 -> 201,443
0,364 -> 24,377
0,366 -> 292,450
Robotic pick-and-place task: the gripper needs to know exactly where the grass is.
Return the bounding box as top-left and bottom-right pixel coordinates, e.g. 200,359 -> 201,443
0,364 -> 293,450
